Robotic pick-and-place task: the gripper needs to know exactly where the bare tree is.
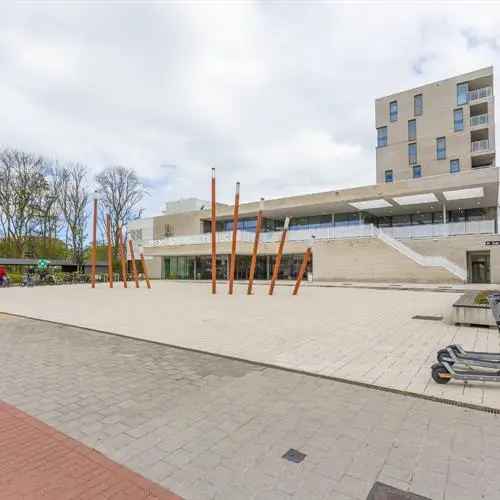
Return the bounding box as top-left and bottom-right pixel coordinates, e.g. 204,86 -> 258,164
95,166 -> 146,257
0,149 -> 49,257
55,162 -> 90,269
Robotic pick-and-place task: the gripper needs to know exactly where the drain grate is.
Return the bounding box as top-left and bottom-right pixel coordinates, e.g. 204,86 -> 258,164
412,314 -> 443,321
367,482 -> 431,500
282,448 -> 306,463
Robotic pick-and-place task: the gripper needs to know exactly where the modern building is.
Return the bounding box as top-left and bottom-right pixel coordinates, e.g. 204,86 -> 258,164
376,66 -> 495,183
129,68 -> 499,284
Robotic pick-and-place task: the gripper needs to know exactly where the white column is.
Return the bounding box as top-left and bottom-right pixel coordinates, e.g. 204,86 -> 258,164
442,201 -> 448,236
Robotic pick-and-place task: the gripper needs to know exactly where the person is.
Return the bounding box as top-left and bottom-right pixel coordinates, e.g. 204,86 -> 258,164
0,266 -> 7,287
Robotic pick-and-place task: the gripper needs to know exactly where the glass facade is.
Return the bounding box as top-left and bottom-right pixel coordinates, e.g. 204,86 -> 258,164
163,254 -> 310,281
385,169 -> 393,183
412,165 -> 422,178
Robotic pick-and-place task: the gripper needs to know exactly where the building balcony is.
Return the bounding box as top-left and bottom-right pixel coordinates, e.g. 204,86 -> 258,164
471,139 -> 491,153
469,87 -> 493,102
143,220 -> 495,248
470,113 -> 488,128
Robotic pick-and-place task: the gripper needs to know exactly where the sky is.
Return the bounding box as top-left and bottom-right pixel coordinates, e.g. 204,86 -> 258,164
1,1 -> 500,217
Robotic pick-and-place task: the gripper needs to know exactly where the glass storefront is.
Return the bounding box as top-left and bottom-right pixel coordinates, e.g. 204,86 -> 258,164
163,254 -> 310,281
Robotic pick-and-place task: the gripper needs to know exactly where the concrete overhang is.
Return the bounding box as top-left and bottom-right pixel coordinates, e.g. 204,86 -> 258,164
204,167 -> 499,220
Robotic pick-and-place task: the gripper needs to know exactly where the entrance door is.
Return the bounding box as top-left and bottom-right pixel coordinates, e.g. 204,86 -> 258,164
467,251 -> 491,283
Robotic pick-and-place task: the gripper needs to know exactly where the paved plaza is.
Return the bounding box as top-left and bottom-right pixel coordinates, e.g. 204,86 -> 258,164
1,281 -> 500,409
1,315 -> 500,499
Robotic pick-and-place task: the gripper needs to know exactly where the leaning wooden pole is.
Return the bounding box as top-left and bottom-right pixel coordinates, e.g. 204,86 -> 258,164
211,168 -> 217,294
247,197 -> 264,295
140,252 -> 151,289
117,227 -> 128,288
268,217 -> 289,296
91,197 -> 98,288
228,181 -> 240,295
106,214 -> 113,288
128,240 -> 140,288
292,247 -> 311,296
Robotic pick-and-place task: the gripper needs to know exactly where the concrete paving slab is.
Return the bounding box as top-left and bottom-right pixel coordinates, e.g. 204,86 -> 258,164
1,281 -> 500,410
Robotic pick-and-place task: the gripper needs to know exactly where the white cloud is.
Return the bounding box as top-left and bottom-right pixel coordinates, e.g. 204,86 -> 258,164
0,2 -> 499,215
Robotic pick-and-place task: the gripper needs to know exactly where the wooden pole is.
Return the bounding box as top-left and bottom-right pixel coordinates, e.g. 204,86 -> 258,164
292,247 -> 311,296
228,182 -> 240,295
269,217 -> 289,296
106,214 -> 113,288
140,252 -> 151,289
128,240 -> 140,288
117,227 -> 128,288
211,168 -> 217,294
247,198 -> 264,295
91,197 -> 97,288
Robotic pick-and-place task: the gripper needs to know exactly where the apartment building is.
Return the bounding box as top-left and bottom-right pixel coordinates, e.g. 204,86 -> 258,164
376,66 -> 495,183
129,68 -> 500,284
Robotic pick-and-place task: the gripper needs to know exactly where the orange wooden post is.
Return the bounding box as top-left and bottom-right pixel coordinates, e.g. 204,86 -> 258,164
140,252 -> 151,289
91,196 -> 98,288
117,228 -> 128,288
128,240 -> 140,288
106,214 -> 113,288
228,182 -> 240,295
211,168 -> 217,294
292,247 -> 311,296
247,197 -> 264,295
268,217 -> 289,296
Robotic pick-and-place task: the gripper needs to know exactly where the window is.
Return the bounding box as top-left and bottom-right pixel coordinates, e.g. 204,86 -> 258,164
450,159 -> 460,173
457,82 -> 469,105
384,169 -> 394,183
412,165 -> 422,178
408,143 -> 417,164
377,126 -> 388,147
454,108 -> 464,132
436,137 -> 446,160
414,94 -> 423,116
389,101 -> 398,122
408,119 -> 416,140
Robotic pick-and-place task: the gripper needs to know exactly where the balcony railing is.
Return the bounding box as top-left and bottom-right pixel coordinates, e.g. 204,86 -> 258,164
471,139 -> 490,153
470,113 -> 488,127
469,87 -> 493,101
143,220 -> 495,248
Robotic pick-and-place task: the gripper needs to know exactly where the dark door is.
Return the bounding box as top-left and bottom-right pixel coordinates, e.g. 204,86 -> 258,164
467,251 -> 490,283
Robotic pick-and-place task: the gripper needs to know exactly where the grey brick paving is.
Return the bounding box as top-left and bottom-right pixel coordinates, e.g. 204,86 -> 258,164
1,313 -> 500,499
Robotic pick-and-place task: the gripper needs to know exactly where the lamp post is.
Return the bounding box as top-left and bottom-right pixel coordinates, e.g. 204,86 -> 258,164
247,197 -> 264,295
91,191 -> 99,288
211,168 -> 217,294
228,181 -> 240,295
269,217 -> 289,296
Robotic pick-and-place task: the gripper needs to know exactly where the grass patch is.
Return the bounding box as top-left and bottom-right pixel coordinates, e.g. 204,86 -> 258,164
475,292 -> 490,305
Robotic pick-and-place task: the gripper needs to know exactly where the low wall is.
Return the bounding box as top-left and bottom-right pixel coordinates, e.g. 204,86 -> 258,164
313,238 -> 460,283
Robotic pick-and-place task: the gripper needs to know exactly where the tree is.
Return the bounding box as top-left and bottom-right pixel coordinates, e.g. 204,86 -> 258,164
0,149 -> 49,257
95,166 -> 146,258
55,162 -> 90,269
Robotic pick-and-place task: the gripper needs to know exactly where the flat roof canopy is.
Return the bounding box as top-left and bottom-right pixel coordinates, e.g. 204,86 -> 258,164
209,168 -> 499,220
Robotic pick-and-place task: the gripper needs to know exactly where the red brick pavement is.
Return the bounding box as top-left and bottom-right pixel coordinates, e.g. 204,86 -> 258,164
0,401 -> 182,500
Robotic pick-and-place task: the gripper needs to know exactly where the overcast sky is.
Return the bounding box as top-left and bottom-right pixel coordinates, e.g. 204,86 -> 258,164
1,2 -> 500,216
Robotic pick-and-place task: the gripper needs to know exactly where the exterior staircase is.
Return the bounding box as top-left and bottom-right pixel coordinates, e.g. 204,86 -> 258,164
375,227 -> 467,282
